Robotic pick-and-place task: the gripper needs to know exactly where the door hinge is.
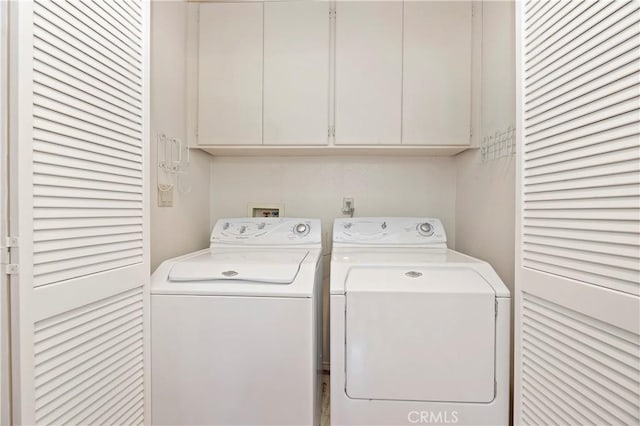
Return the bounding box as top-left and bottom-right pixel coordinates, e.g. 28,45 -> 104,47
2,237 -> 19,275
0,247 -> 8,266
495,299 -> 498,318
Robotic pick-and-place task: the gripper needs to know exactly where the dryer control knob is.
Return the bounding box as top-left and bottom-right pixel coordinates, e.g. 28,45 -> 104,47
294,223 -> 310,236
418,222 -> 434,236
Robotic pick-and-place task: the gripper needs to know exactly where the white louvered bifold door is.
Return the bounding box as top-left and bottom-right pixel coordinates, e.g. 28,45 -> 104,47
515,0 -> 640,424
8,1 -> 150,424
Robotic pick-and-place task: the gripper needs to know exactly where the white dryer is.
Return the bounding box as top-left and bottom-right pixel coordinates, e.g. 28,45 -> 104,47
330,218 -> 510,425
151,218 -> 323,425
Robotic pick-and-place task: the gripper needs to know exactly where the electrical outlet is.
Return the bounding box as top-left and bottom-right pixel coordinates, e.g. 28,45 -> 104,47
342,197 -> 354,216
158,184 -> 174,207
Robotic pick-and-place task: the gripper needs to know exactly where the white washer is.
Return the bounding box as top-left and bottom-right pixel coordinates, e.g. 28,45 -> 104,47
330,217 -> 510,425
151,218 -> 323,425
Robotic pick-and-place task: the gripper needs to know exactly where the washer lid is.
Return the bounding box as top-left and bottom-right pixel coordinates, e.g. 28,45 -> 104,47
168,250 -> 308,284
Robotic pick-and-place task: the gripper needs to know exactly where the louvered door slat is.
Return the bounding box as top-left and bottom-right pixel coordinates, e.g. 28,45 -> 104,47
522,317 -> 639,393
525,0 -> 618,66
33,175 -> 142,195
54,0 -> 141,59
34,2 -> 141,78
39,362 -> 143,425
33,252 -> 144,287
34,118 -> 143,157
34,107 -> 141,147
32,34 -> 140,106
36,346 -> 143,420
34,187 -> 142,202
30,286 -> 145,425
35,82 -> 142,133
524,226 -> 638,245
86,0 -> 142,42
33,52 -> 142,117
525,0 -> 584,45
526,50 -> 639,115
526,130 -> 638,163
526,99 -> 639,144
526,84 -> 639,136
60,0 -> 141,61
35,217 -> 143,230
34,176 -> 142,195
34,225 -> 142,242
92,386 -> 143,426
34,196 -> 142,209
33,25 -> 141,98
526,73 -> 639,128
34,321 -> 142,382
525,374 -> 590,424
525,234 -> 639,258
518,1 -> 640,423
11,0 -> 148,419
526,148 -> 638,181
98,1 -> 142,34
525,108 -> 639,148
522,331 -> 639,408
526,6 -> 640,95
525,185 -> 640,203
37,0 -> 142,72
524,0 -> 559,25
521,294 -> 640,424
527,1 -> 630,73
34,144 -> 142,175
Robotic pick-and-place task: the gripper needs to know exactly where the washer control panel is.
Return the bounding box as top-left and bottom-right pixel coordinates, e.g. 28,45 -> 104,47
211,218 -> 321,245
333,217 -> 447,246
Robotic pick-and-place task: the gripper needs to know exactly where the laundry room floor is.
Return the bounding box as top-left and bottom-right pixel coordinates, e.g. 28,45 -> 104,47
321,374 -> 330,426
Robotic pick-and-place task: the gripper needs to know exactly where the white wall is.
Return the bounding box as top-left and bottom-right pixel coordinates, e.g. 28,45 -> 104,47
209,156 -> 457,246
454,0 -> 516,414
455,1 -> 515,289
150,0 -> 211,272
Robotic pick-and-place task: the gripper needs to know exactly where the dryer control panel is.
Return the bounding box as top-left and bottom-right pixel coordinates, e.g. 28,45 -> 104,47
333,217 -> 447,247
211,217 -> 321,246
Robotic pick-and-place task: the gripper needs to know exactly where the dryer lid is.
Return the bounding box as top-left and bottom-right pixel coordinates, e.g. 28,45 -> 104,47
168,250 -> 308,284
344,266 -> 496,403
345,266 -> 495,295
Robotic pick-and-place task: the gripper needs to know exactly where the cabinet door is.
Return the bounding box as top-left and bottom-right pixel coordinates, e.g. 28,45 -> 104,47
198,3 -> 262,145
264,2 -> 330,146
402,2 -> 472,145
335,2 -> 403,145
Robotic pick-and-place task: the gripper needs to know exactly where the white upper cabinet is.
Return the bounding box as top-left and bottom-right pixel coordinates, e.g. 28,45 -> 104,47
198,3 -> 263,145
263,2 -> 330,146
402,2 -> 472,145
334,2 -> 403,145
193,1 -> 474,154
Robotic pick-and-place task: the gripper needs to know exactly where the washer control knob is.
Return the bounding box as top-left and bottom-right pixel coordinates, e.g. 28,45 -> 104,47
418,222 -> 434,236
257,222 -> 266,230
294,223 -> 310,236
